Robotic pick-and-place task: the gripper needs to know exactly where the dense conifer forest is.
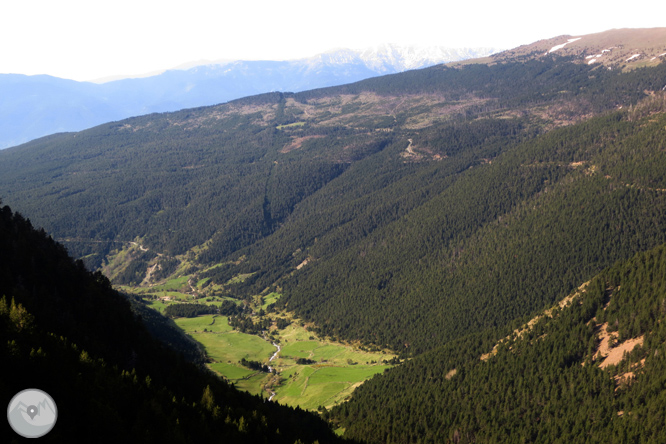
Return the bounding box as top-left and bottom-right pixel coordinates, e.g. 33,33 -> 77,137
331,243 -> 666,443
2,30 -> 666,442
278,108 -> 666,353
3,56 -> 666,356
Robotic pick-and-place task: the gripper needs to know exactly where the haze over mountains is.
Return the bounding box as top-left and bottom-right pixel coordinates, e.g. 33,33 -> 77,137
3,28 -> 666,442
0,44 -> 499,149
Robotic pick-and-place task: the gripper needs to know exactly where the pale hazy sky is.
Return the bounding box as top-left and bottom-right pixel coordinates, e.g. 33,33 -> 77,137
0,0 -> 663,81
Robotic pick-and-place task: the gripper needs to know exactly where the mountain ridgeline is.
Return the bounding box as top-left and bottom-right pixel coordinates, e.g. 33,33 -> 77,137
3,34 -> 666,353
0,45 -> 498,149
2,28 -> 666,442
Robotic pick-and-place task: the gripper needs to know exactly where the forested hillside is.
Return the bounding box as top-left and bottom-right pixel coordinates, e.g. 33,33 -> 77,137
331,242 -> 666,443
1,36 -> 666,357
0,202 -> 345,443
2,28 -> 666,443
277,106 -> 666,353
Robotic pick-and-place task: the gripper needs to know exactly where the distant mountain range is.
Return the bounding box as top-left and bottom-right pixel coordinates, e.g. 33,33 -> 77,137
3,28 -> 666,442
0,45 -> 499,149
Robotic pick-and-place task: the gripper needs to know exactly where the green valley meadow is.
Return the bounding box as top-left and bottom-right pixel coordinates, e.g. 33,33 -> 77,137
3,28 -> 666,443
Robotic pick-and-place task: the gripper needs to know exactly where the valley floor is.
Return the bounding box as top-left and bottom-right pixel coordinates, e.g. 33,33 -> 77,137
124,280 -> 396,411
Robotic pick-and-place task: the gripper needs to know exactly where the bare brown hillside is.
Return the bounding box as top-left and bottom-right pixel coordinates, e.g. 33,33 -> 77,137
494,28 -> 666,69
451,28 -> 666,71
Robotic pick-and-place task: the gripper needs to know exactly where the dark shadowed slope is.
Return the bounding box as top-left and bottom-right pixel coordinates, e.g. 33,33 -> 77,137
0,202 -> 347,443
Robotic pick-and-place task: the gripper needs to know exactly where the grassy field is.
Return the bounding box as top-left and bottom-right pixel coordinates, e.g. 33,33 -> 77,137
261,292 -> 281,310
173,313 -> 394,409
275,364 -> 390,410
174,314 -> 276,397
124,278 -> 240,313
125,277 -> 397,411
142,298 -> 169,312
132,291 -> 192,312
276,121 -> 306,130
150,275 -> 191,292
189,330 -> 274,363
175,314 -> 232,333
271,323 -> 393,408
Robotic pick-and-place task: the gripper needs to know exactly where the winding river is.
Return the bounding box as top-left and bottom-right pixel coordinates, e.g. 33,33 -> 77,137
266,341 -> 281,401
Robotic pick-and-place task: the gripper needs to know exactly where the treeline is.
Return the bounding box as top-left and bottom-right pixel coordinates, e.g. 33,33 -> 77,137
276,318 -> 290,329
163,301 -> 243,318
164,303 -> 218,318
240,357 -> 272,373
218,299 -> 244,316
229,313 -> 271,335
331,243 -> 666,443
297,55 -> 666,114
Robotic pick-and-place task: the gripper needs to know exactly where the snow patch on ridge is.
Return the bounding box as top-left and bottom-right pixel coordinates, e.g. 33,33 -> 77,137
548,37 -> 582,53
584,47 -> 619,65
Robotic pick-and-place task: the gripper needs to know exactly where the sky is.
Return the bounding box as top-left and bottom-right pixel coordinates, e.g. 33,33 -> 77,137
0,0 -> 663,82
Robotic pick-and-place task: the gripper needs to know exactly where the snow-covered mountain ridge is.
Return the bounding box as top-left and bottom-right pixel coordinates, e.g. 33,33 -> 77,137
293,44 -> 500,73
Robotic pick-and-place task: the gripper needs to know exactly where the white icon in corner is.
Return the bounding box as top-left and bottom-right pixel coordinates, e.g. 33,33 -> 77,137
7,389 -> 58,438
